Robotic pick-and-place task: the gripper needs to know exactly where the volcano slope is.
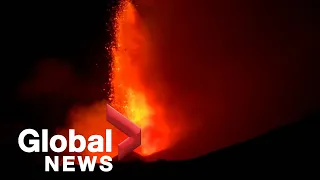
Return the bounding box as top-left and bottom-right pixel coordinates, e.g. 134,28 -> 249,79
7,112 -> 320,176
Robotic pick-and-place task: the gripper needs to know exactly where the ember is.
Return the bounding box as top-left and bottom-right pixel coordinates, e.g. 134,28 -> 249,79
58,0 -> 173,162
109,0 -> 170,156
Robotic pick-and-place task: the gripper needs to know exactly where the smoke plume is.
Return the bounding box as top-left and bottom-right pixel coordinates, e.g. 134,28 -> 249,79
131,0 -> 318,160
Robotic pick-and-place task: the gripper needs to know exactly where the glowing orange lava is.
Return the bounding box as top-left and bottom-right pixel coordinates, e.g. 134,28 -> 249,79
109,0 -> 169,156
59,0 -> 171,161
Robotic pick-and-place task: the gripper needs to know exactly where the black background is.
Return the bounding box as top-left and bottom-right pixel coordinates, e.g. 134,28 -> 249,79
1,0 -> 319,175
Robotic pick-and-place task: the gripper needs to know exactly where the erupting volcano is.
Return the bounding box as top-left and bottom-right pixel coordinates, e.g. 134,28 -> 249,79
109,0 -> 170,156
108,0 -> 171,157
59,0 -> 173,161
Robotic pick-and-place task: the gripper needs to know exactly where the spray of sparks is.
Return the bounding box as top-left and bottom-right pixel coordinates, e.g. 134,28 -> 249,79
107,0 -> 155,155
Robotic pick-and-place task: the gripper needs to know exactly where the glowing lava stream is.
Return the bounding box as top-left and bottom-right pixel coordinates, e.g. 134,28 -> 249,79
108,0 -> 169,156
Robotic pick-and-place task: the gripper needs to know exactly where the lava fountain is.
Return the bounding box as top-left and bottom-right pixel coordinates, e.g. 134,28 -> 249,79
108,0 -> 171,156
58,0 -> 173,161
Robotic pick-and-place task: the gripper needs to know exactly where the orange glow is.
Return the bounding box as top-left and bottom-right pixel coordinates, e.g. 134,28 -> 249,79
58,0 -> 171,161
109,0 -> 169,156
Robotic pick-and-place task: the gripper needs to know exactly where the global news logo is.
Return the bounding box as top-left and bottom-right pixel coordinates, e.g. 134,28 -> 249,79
18,104 -> 141,172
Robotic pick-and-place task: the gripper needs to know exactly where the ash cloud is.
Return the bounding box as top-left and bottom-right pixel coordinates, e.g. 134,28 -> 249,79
19,59 -> 104,102
18,59 -> 106,129
19,59 -> 76,98
134,0 -> 318,160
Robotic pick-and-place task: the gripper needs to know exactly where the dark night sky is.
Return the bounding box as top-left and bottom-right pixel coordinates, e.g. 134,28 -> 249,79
3,1 -> 115,119
1,0 -> 319,161
4,1 -> 113,83
2,1 -> 117,160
